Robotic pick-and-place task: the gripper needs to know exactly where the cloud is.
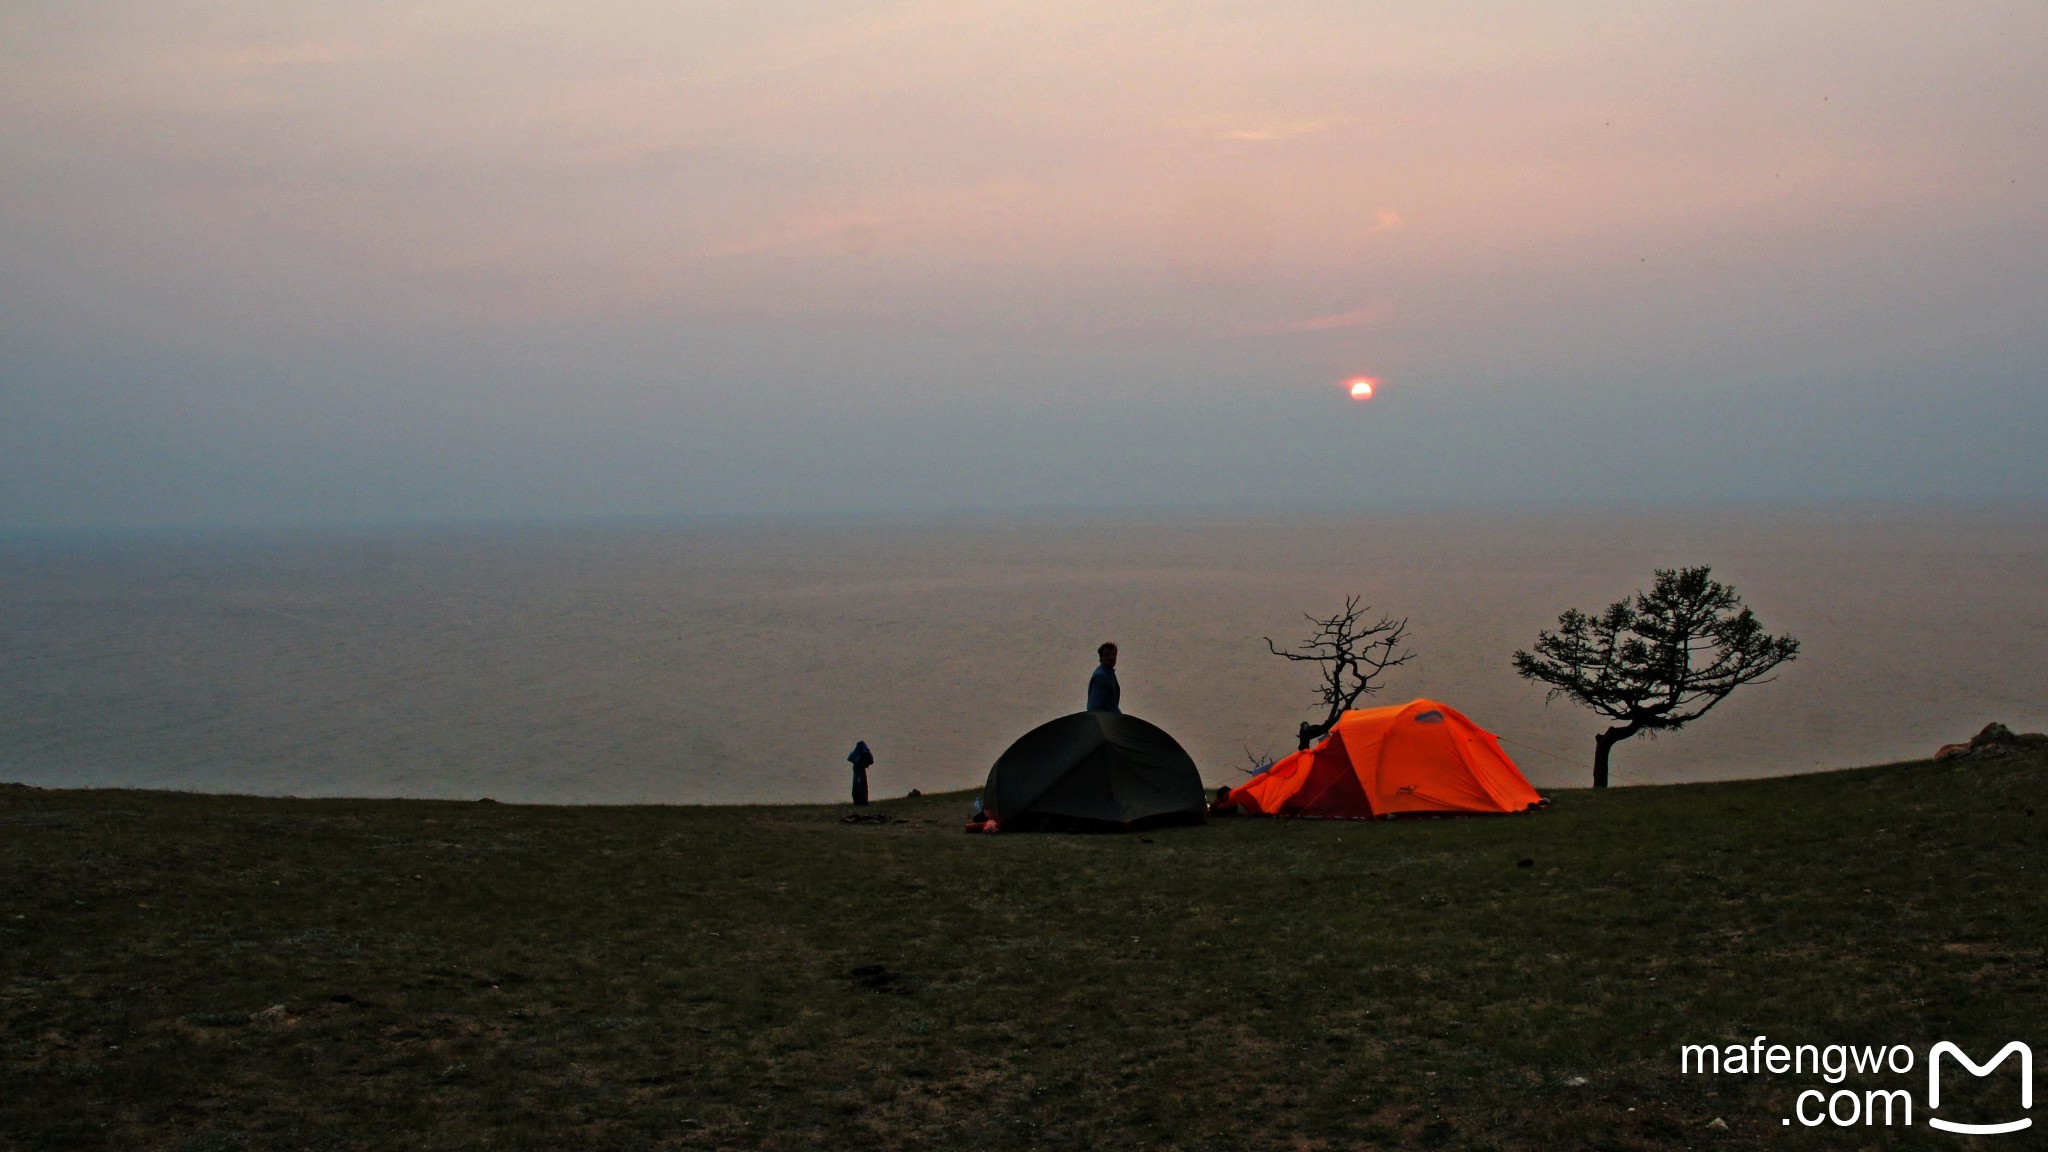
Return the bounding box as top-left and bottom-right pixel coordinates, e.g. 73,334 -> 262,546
701,212 -> 884,259
1244,299 -> 1392,335
1214,117 -> 1335,142
207,41 -> 365,69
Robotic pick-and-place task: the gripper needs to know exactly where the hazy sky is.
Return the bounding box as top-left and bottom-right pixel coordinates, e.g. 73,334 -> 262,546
3,1 -> 2045,527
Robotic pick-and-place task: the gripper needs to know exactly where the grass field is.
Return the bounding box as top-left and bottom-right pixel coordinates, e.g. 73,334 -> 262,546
3,750 -> 2044,1150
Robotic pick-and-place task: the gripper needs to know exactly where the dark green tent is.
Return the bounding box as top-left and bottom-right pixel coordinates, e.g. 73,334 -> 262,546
982,712 -> 1207,831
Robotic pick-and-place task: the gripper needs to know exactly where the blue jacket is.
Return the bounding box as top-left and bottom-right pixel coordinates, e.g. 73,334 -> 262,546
1087,665 -> 1121,713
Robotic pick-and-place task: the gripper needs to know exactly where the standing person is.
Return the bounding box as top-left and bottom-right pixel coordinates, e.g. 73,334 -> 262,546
847,740 -> 874,806
1087,642 -> 1121,713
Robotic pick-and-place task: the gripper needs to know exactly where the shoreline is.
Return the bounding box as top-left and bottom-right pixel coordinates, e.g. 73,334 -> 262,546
0,752 -> 1949,809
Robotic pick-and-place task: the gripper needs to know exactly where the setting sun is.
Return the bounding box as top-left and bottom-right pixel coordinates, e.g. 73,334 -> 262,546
1347,377 -> 1377,400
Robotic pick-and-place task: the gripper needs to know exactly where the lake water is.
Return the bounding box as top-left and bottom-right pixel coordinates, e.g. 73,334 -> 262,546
2,507 -> 2044,804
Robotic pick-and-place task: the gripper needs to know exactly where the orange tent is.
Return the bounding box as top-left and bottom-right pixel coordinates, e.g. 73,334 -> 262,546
1225,699 -> 1544,819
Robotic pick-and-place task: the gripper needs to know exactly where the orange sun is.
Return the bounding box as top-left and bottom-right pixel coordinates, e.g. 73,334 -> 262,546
1346,376 -> 1377,400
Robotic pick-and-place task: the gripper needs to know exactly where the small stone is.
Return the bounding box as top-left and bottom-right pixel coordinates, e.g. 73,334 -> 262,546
1563,1075 -> 1588,1087
1706,1117 -> 1729,1131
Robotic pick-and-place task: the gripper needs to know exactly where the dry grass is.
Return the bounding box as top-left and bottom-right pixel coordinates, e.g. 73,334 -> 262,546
4,750 -> 2045,1150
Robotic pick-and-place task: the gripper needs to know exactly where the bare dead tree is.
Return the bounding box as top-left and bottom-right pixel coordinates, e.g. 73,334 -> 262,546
1265,595 -> 1415,750
1240,745 -> 1280,776
1512,565 -> 1799,788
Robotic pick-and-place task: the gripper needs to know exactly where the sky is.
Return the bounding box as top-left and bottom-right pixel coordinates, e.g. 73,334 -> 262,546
2,1 -> 2045,528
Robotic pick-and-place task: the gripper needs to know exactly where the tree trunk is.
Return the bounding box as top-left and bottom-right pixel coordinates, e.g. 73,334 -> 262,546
1297,720 -> 1332,751
1592,725 -> 1637,789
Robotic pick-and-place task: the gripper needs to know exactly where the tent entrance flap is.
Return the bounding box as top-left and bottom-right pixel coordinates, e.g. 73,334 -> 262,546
1026,745 -> 1123,821
1285,739 -> 1374,818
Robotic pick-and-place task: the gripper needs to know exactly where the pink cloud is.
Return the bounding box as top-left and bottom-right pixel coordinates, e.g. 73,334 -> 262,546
1244,299 -> 1392,335
1215,118 -> 1336,142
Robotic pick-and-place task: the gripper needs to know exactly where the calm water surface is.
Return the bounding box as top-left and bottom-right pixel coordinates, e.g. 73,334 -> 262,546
3,508 -> 2044,804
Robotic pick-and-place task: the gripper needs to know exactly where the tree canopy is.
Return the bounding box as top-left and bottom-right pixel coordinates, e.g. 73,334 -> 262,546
1512,566 -> 1799,787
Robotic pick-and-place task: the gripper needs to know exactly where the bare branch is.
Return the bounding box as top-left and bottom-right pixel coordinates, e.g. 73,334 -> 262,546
1266,594 -> 1417,748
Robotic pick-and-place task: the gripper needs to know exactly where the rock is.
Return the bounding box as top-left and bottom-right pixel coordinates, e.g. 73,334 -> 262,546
906,789 -> 922,798
1706,1116 -> 1729,1131
1562,1075 -> 1588,1087
1972,722 -> 2017,747
1936,722 -> 2047,762
849,964 -> 901,991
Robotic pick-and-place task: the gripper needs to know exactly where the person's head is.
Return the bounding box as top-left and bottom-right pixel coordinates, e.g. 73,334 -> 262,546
1097,642 -> 1118,668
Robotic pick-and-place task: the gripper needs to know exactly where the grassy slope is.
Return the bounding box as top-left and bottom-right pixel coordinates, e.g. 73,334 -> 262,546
2,752 -> 2044,1151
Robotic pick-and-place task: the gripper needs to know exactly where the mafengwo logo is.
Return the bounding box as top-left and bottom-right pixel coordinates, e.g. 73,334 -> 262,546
1679,1037 -> 2032,1132
1928,1042 -> 2031,1135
